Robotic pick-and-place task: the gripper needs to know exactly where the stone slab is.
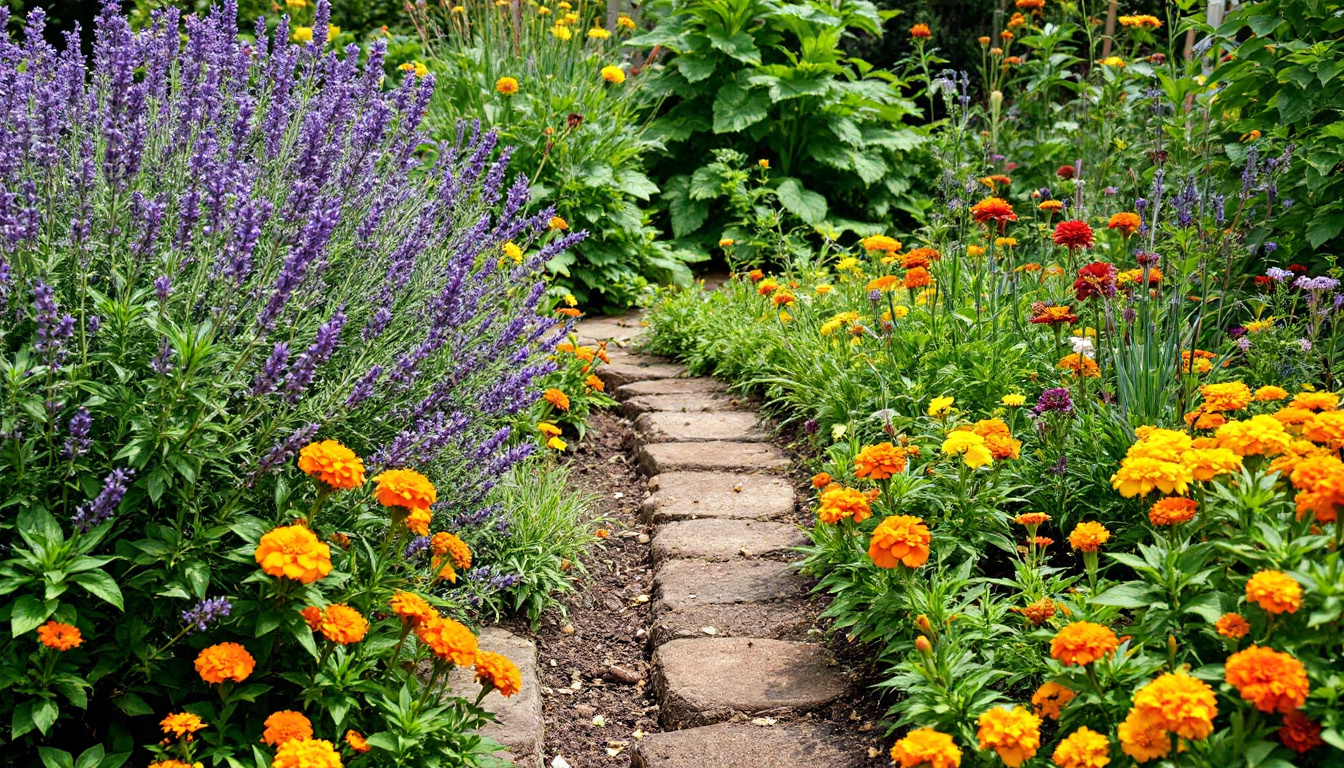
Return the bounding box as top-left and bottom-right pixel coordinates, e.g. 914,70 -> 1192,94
575,313 -> 644,347
635,412 -> 767,444
631,722 -> 866,768
652,519 -> 806,563
445,628 -> 542,767
641,472 -> 795,524
654,559 -> 810,608
597,359 -> 687,390
614,377 -> 728,401
638,442 -> 790,476
621,392 -> 739,418
650,600 -> 813,647
651,638 -> 848,728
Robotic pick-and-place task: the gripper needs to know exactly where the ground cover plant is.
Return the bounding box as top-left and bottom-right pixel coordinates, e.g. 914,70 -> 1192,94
0,0 -> 597,763
643,2 -> 1344,765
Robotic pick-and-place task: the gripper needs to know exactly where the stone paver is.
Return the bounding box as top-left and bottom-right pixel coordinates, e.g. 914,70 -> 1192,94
575,314 -> 644,347
597,359 -> 686,390
638,442 -> 790,475
655,559 -> 810,607
651,638 -> 848,728
652,518 -> 806,563
635,412 -> 767,444
641,471 -> 795,524
631,722 -> 865,768
614,377 -> 727,401
650,600 -> 813,647
621,392 -> 739,418
445,628 -> 542,767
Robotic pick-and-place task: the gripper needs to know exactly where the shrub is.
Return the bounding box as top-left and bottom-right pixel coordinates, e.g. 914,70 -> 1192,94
0,1 -> 577,762
408,0 -> 702,313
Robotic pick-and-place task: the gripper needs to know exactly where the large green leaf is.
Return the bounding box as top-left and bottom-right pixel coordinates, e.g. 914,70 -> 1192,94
71,571 -> 123,610
774,178 -> 827,224
712,84 -> 770,133
675,53 -> 720,84
616,170 -> 659,200
705,29 -> 761,64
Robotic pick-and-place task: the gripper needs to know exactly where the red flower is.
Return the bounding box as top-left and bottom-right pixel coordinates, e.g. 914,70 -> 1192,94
1288,264 -> 1308,275
1056,164 -> 1076,179
970,197 -> 1018,231
1053,220 -> 1095,250
1254,275 -> 1275,288
1073,262 -> 1116,301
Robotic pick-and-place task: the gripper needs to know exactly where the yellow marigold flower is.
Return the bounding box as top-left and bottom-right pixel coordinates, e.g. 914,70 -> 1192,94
1117,709 -> 1172,762
868,515 -> 931,569
718,238 -> 735,247
1001,394 -> 1026,407
475,650 -> 523,697
1052,726 -> 1110,768
1111,456 -> 1191,497
889,728 -> 962,768
600,64 -> 625,83
345,730 -> 370,753
1200,381 -> 1252,412
861,234 -> 901,253
538,6 -> 551,14
928,395 -> 954,417
160,712 -> 207,738
589,27 -> 611,39
1214,415 -> 1292,456
538,422 -> 562,438
617,13 -> 636,29
1214,612 -> 1250,639
415,615 -> 478,666
318,604 -> 368,645
547,436 -> 567,451
195,642 -> 255,684
272,738 -> 342,768
1050,622 -> 1120,667
255,525 -> 333,584
976,705 -> 1041,767
262,711 -> 313,747
549,216 -> 569,230
585,374 -> 604,392
1290,391 -> 1337,411
502,241 -> 523,263
1119,13 -> 1162,27
1131,672 -> 1217,741
1225,645 -> 1309,714
1148,496 -> 1197,525
1254,384 -> 1288,401
867,275 -> 902,292
1301,409 -> 1344,447
390,591 -> 436,625
942,430 -> 993,469
551,24 -> 573,39
1245,570 -> 1302,614
495,76 -> 519,94
1181,446 -> 1242,481
398,61 -> 429,78
298,440 -> 366,491
1068,521 -> 1110,552
1098,56 -> 1126,67
817,485 -> 872,524
432,531 -> 472,569
815,284 -> 833,295
36,620 -> 82,651
437,561 -> 457,583
406,506 -> 432,536
884,305 -> 911,320
373,468 -> 437,513
1038,200 -> 1063,212
292,26 -> 314,42
854,442 -> 908,479
543,387 -> 571,411
1031,681 -> 1074,720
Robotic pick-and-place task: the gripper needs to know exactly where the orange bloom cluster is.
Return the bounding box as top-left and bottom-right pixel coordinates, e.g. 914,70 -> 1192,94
390,591 -> 437,626
346,730 -> 372,753
902,247 -> 941,269
817,485 -> 873,524
970,197 -> 1018,230
976,706 -> 1041,767
889,728 -> 962,768
854,442 -> 909,479
373,468 -> 437,535
543,387 -> 571,411
255,524 -> 333,584
160,712 -> 207,738
1290,391 -> 1337,412
868,515 -> 931,568
261,710 -> 314,747
474,650 -> 523,697
810,472 -> 832,489
1245,570 -> 1302,614
1149,496 -> 1197,525
37,620 -> 82,651
1214,415 -> 1293,457
317,604 -> 369,644
867,275 -> 901,293
1058,353 -> 1100,378
1130,672 -> 1218,741
1028,302 -> 1077,326
1014,597 -> 1057,626
904,267 -> 932,289
1031,681 -> 1075,720
272,738 -> 342,768
1052,220 -> 1094,250
432,531 -> 473,569
909,23 -> 931,37
1068,521 -> 1110,552
1052,726 -> 1110,768
1224,645 -> 1310,713
1201,381 -> 1252,412
1288,453 -> 1344,523
1050,622 -> 1119,666
297,440 -> 366,490
1107,212 -> 1142,235
195,642 -> 256,684
973,419 -> 1021,459
1215,612 -> 1251,639
415,615 -> 478,666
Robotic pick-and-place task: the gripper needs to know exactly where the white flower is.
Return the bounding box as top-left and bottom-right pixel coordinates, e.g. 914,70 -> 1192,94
1070,335 -> 1095,358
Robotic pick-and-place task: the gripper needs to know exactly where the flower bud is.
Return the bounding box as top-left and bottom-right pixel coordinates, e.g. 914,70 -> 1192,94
915,635 -> 932,655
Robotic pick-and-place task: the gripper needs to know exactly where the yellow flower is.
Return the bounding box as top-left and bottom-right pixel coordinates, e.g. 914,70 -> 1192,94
1200,381 -> 1252,412
1181,446 -> 1242,481
927,395 -> 954,418
1052,726 -> 1111,768
502,241 -> 523,263
547,436 -> 567,451
976,705 -> 1041,767
1098,56 -> 1126,67
1110,456 -> 1192,497
272,738 -> 342,768
942,430 -> 993,469
600,65 -> 626,84
291,26 -> 313,42
318,604 -> 368,645
549,216 -> 569,230
160,712 -> 207,738
588,27 -> 611,39
551,22 -> 573,38
890,728 -> 962,768
538,422 -> 562,438
1001,394 -> 1026,407
1214,415 -> 1292,457
1130,672 -> 1218,741
617,13 -> 636,29
495,76 -> 519,94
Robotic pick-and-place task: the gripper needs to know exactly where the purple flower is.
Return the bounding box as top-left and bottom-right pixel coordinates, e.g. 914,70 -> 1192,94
32,280 -> 75,368
404,536 -> 431,559
1298,338 -> 1313,352
181,597 -> 232,634
1033,387 -> 1073,415
251,342 -> 290,397
1294,276 -> 1339,292
72,468 -> 135,532
803,419 -> 818,435
1263,241 -> 1278,254
1049,455 -> 1068,476
1266,268 -> 1293,282
62,407 -> 92,459
154,274 -> 172,301
868,289 -> 882,303
150,340 -> 175,375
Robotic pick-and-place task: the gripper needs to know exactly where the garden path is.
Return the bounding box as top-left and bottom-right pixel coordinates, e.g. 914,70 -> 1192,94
577,314 -> 868,768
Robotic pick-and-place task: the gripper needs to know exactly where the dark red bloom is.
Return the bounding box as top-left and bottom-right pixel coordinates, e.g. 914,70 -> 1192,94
1288,264 -> 1308,275
1053,219 -> 1095,250
1056,164 -> 1076,179
1073,262 -> 1117,301
1135,251 -> 1160,267
1254,275 -> 1275,288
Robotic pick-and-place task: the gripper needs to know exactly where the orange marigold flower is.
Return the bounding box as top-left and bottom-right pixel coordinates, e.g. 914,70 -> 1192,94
1031,681 -> 1075,720
1214,612 -> 1250,639
854,442 -> 908,479
1029,302 -> 1077,326
406,506 -> 432,536
272,738 -> 342,768
1050,622 -> 1119,666
1278,711 -> 1323,754
415,615 -> 478,666
866,275 -> 901,293
903,266 -> 932,289
300,605 -> 323,631
817,485 -> 872,524
1288,453 -> 1344,523
345,730 -> 371,753
1118,708 -> 1172,762
373,468 -> 437,513
1149,497 -> 1197,525
390,591 -> 437,625
261,710 -> 313,747
910,23 -> 931,38
195,642 -> 256,684
149,762 -> 196,768
1215,415 -> 1292,457
1014,512 -> 1050,526
1016,0 -> 1043,9
1201,381 -> 1252,413
319,604 -> 368,645
1131,672 -> 1218,741
474,650 -> 523,697
543,388 -> 571,411
255,524 -> 333,584
889,728 -> 962,768
976,706 -> 1041,767
971,197 -> 1018,229
1052,726 -> 1110,768
1058,353 -> 1100,377
1290,391 -> 1338,412
868,515 -> 931,569
585,374 -> 605,392
1254,385 -> 1289,402
810,472 -> 832,489
495,76 -> 519,94
556,307 -> 581,318
1107,212 -> 1142,235
1225,645 -> 1309,713
862,234 -> 901,252
297,440 -> 365,491
1068,521 -> 1110,552
747,269 -> 765,282
36,620 -> 82,651
1245,570 -> 1302,614
902,247 -> 941,269
160,712 -> 206,738
1053,220 -> 1095,250
431,532 -> 472,569
1015,598 -> 1057,626
1038,200 -> 1064,212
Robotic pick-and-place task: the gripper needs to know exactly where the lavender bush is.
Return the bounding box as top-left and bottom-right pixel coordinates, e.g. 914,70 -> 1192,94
0,0 -> 578,761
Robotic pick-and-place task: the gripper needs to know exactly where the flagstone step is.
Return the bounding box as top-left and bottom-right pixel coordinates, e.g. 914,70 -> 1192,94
635,411 -> 767,444
614,377 -> 728,401
638,441 -> 790,476
629,722 -> 866,768
651,559 -> 813,646
598,358 -> 687,389
620,392 -> 741,418
641,471 -> 795,524
651,638 -> 848,729
651,518 -> 806,563
445,628 -> 542,767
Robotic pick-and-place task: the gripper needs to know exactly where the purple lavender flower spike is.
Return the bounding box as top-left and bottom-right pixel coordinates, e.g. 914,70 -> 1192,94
1033,387 -> 1073,416
73,467 -> 135,532
62,407 -> 92,459
182,597 -> 232,634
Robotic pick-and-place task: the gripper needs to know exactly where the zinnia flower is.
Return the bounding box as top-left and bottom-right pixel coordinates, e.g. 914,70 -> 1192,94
817,485 -> 872,524
345,730 -> 371,753
1224,645 -> 1309,713
1050,622 -> 1120,666
297,440 -> 366,491
415,615 -> 478,666
1073,262 -> 1116,301
262,710 -> 314,747
255,525 -> 333,584
890,728 -> 961,768
1029,303 -> 1078,326
1068,521 -> 1110,552
1245,570 -> 1302,614
970,197 -> 1018,230
1031,681 -> 1074,720
854,442 -> 908,479
474,650 -> 523,697
495,76 -> 519,94
1278,711 -> 1323,754
36,620 -> 82,651
903,267 -> 932,289
1214,612 -> 1251,639
1130,672 -> 1217,741
1107,212 -> 1142,236
976,706 -> 1041,767
318,604 -> 368,644
272,738 -> 342,768
1053,220 -> 1094,250
868,515 -> 932,569
1052,726 -> 1110,768
160,712 -> 207,738
195,642 -> 256,684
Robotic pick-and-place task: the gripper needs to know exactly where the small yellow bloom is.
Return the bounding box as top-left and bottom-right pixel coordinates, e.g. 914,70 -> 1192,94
588,27 -> 611,39
562,293 -> 577,307
538,422 -> 562,438
617,13 -> 636,29
551,24 -> 571,39
600,65 -> 626,84
928,396 -> 954,418
549,216 -> 569,230
291,26 -> 314,42
547,436 -> 567,451
538,6 -> 551,14
502,241 -> 523,263
1098,56 -> 1126,67
495,76 -> 519,94
758,159 -> 770,169
1002,394 -> 1026,407
719,238 -> 735,247
451,5 -> 465,13
815,284 -> 833,295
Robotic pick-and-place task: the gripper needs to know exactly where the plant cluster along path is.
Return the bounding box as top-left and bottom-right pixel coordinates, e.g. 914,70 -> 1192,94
568,313 -> 873,768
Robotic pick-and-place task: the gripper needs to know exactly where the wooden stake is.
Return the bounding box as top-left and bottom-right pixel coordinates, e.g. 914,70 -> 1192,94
1101,0 -> 1118,59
